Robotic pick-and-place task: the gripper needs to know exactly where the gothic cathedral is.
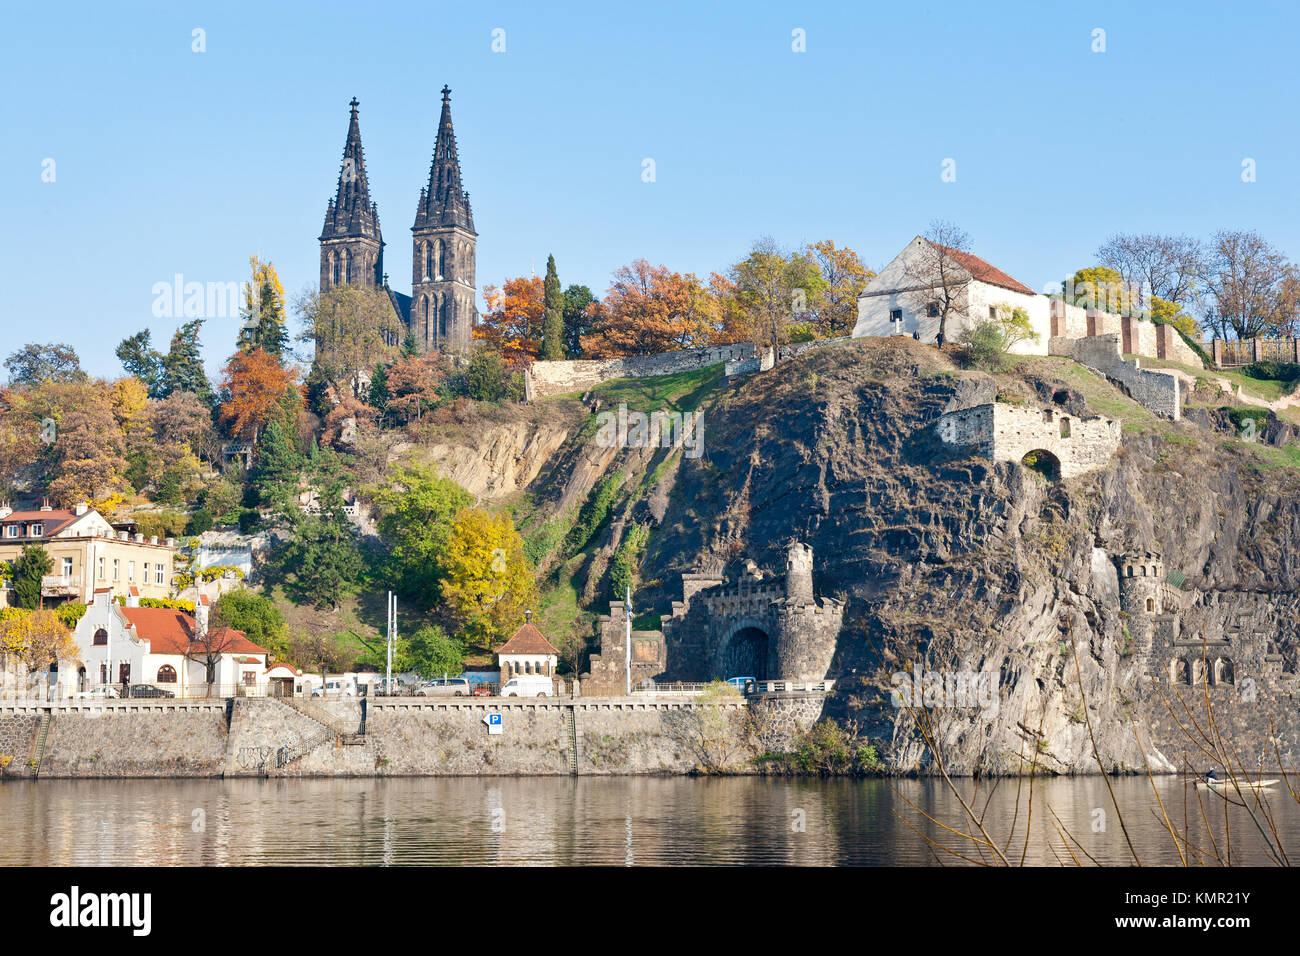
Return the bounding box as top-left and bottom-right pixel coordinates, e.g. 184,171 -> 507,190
318,87 -> 477,353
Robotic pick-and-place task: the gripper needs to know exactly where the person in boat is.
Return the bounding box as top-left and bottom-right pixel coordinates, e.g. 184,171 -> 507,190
1203,768 -> 1219,783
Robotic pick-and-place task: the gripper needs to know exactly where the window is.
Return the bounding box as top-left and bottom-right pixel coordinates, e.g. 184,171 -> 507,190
157,665 -> 177,684
989,306 -> 997,320
118,663 -> 130,684
1145,597 -> 1155,613
4,525 -> 16,538
62,557 -> 73,577
128,562 -> 135,583
98,556 -> 105,579
143,562 -> 150,582
112,559 -> 119,582
926,302 -> 940,318
1060,417 -> 1071,438
29,523 -> 42,537
155,564 -> 165,585
890,308 -> 903,322
93,628 -> 108,646
243,671 -> 256,687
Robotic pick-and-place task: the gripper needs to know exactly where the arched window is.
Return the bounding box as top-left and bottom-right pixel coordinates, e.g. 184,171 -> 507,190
157,665 -> 177,683
1145,597 -> 1155,613
1060,417 -> 1071,438
1170,660 -> 1188,684
425,243 -> 433,280
93,628 -> 108,646
437,240 -> 446,279
332,253 -> 340,286
344,251 -> 352,284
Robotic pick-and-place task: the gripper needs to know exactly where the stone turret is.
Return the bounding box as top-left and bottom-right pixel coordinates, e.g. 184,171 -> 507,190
1118,551 -> 1165,616
784,541 -> 815,605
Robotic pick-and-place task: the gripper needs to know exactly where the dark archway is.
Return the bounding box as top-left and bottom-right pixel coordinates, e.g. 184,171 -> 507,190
1020,449 -> 1061,481
722,627 -> 770,680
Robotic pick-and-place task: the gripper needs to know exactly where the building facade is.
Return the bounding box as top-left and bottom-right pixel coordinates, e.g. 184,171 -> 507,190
0,503 -> 177,607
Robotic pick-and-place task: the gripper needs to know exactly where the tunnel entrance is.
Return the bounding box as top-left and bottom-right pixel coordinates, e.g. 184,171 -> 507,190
722,627 -> 770,680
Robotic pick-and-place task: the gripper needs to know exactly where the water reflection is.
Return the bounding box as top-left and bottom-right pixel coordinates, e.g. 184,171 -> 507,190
1,776 -> 1295,866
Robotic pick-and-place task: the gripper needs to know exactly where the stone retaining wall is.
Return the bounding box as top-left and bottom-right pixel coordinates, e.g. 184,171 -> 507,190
525,344 -> 754,400
1050,334 -> 1182,420
0,695 -> 828,779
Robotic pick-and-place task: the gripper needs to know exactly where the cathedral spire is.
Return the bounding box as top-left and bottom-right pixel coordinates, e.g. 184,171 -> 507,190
414,86 -> 474,232
321,97 -> 382,244
319,98 -> 384,290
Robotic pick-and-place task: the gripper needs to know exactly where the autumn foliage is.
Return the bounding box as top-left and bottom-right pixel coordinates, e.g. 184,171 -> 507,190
477,276 -> 544,365
219,347 -> 299,441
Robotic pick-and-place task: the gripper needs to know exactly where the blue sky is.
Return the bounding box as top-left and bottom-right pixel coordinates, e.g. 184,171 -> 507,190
5,0 -> 1299,379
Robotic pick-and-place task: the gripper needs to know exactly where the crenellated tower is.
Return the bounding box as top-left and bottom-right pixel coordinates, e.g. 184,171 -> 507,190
319,98 -> 385,292
411,85 -> 478,353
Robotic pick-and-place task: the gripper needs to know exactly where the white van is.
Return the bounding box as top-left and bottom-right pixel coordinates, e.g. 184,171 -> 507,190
500,674 -> 554,698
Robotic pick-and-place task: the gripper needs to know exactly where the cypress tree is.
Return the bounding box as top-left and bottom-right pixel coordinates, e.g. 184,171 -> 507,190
541,254 -> 565,360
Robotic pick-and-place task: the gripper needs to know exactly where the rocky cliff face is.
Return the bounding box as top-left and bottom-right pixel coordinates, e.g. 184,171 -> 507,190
633,338 -> 1300,774
413,338 -> 1300,774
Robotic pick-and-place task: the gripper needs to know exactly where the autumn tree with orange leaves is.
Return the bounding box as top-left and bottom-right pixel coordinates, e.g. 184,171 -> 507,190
477,276 -> 544,364
581,260 -> 717,357
386,353 -> 448,423
219,348 -> 298,443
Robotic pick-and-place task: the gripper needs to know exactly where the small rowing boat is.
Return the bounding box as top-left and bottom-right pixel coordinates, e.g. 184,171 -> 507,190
1194,777 -> 1279,791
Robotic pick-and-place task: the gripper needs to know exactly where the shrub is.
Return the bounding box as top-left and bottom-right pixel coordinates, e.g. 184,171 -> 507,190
238,510 -> 261,534
134,510 -> 187,540
465,348 -> 506,403
1242,360 -> 1300,384
959,321 -> 1007,370
563,471 -> 625,557
185,509 -> 214,536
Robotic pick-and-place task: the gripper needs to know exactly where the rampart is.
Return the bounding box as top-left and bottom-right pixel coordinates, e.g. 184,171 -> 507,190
1050,333 -> 1182,420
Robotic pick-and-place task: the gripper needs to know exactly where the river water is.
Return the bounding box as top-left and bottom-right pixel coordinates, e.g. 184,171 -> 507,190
1,776 -> 1296,866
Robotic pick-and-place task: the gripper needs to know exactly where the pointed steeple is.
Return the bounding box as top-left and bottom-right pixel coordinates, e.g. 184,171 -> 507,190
413,86 -> 475,233
320,98 -> 383,244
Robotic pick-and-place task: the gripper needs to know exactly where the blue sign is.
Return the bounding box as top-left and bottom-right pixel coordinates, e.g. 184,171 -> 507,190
487,713 -> 502,725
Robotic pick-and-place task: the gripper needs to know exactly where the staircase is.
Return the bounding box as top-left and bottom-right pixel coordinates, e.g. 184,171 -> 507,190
30,713 -> 51,779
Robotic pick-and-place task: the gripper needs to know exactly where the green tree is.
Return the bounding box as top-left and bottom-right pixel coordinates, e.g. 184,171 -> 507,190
237,257 -> 289,359
562,284 -> 596,358
374,467 -> 473,606
252,414 -> 302,510
728,238 -> 826,349
115,330 -> 166,397
11,545 -> 53,609
4,343 -> 86,387
275,448 -> 363,609
211,588 -> 290,659
541,254 -> 565,360
367,362 -> 390,414
465,348 -> 506,402
161,319 -> 213,404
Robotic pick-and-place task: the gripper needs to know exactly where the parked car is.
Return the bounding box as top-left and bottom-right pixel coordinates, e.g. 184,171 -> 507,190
418,678 -> 472,697
501,675 -> 554,698
312,679 -> 356,698
75,686 -> 120,700
371,677 -> 408,697
725,676 -> 757,694
127,684 -> 175,699
471,683 -> 494,697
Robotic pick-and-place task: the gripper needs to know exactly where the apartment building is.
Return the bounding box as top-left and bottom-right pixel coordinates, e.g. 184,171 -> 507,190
0,501 -> 178,606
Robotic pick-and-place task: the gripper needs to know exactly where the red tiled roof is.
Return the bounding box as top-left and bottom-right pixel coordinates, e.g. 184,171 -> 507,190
0,510 -> 78,537
119,607 -> 268,657
497,622 -> 559,657
930,242 -> 1036,296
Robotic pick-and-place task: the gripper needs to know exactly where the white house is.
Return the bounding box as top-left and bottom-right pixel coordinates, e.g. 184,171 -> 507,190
495,619 -> 559,685
853,236 -> 1051,353
70,590 -> 269,697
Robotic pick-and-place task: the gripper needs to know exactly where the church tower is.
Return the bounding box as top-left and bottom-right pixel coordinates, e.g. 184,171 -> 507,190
411,86 -> 477,353
319,98 -> 385,292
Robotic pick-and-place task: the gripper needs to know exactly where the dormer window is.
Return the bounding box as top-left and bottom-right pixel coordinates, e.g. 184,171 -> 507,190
3,525 -> 16,538
29,524 -> 42,537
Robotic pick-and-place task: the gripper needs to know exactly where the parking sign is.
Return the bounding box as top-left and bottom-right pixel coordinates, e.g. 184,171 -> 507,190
483,712 -> 503,735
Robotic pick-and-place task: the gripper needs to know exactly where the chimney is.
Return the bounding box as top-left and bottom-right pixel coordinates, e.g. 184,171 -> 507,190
39,497 -> 52,512
74,501 -> 88,516
0,501 -> 10,519
164,538 -> 175,548
525,609 -> 532,624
